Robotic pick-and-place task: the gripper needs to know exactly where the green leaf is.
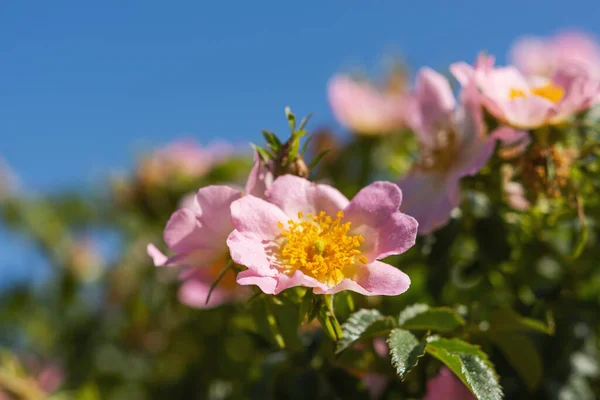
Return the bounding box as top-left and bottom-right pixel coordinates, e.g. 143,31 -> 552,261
489,307 -> 554,335
387,328 -> 426,379
486,331 -> 543,391
262,129 -> 281,152
398,304 -> 466,332
336,309 -> 396,354
287,138 -> 301,164
426,338 -> 502,400
301,134 -> 314,156
285,106 -> 296,132
298,112 -> 314,131
250,143 -> 273,162
308,149 -> 331,170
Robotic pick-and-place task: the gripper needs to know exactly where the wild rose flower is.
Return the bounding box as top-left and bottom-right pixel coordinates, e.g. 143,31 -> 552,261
399,68 -> 503,234
328,75 -> 407,135
138,138 -> 231,184
451,55 -> 600,130
510,30 -> 600,80
227,175 -> 417,295
422,367 -> 475,400
147,155 -> 272,308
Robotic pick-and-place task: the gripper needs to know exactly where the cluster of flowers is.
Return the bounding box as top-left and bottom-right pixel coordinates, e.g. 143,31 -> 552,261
147,31 -> 600,399
329,30 -> 600,233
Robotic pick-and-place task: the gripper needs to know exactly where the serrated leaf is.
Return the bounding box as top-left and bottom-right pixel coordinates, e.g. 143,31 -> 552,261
489,307 -> 554,335
398,304 -> 466,332
285,106 -> 296,132
426,338 -> 502,400
336,309 -> 396,354
460,354 -> 504,400
487,331 -> 542,391
298,112 -> 314,131
308,149 -> 331,170
387,328 -> 426,379
262,129 -> 281,152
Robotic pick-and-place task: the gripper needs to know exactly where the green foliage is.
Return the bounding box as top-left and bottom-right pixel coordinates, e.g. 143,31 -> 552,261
336,309 -> 396,354
386,328 -> 426,379
398,303 -> 466,332
426,338 -> 502,400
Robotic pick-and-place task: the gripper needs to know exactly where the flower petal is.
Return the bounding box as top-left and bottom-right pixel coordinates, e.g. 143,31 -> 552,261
195,185 -> 241,239
344,181 -> 417,261
266,175 -> 349,218
317,261 -> 410,296
399,170 -> 461,235
245,152 -> 274,198
178,277 -> 230,309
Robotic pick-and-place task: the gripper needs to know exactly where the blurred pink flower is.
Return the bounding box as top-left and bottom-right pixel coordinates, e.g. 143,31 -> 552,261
327,75 -> 407,135
510,30 -> 600,80
228,175 -> 417,295
399,68 -> 509,234
451,55 -> 600,129
147,155 -> 272,308
422,367 -> 475,400
139,138 -> 231,184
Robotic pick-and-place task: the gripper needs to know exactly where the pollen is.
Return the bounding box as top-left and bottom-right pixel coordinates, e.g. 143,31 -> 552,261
509,83 -> 564,103
277,211 -> 367,286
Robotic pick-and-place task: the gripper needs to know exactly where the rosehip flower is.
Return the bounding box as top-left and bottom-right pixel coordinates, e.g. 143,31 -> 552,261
400,68 -> 512,234
227,175 -> 418,295
510,30 -> 600,80
147,154 -> 272,308
451,55 -> 600,130
138,138 -> 231,184
422,367 -> 475,400
328,75 -> 407,135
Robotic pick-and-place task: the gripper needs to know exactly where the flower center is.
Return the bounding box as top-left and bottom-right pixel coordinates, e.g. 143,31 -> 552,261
509,83 -> 564,103
277,211 -> 367,286
418,129 -> 458,173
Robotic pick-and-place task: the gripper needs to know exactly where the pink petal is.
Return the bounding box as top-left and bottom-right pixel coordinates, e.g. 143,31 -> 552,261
236,269 -> 328,295
227,230 -> 273,275
245,152 -> 274,198
163,208 -> 205,253
318,260 -> 410,296
147,243 -> 225,268
230,195 -> 288,238
423,367 -> 475,400
327,75 -> 405,134
399,170 -> 461,235
266,175 -> 349,219
195,185 -> 242,239
408,68 -> 456,145
344,181 -> 417,261
178,277 -> 231,309
450,62 -> 475,86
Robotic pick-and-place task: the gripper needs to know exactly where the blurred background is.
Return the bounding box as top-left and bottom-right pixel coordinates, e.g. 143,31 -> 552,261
2,1 -> 600,398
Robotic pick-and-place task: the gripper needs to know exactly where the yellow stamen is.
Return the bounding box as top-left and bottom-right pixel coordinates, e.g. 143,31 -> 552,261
277,210 -> 366,286
509,83 -> 564,103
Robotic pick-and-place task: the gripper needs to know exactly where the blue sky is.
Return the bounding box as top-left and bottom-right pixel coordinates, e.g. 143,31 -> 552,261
1,1 -> 600,286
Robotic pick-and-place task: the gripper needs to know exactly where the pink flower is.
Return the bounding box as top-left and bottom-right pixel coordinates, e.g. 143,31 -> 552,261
147,155 -> 272,308
451,55 -> 600,129
422,367 -> 475,400
399,68 -> 509,234
328,75 -> 406,135
510,30 -> 600,80
227,175 -> 417,295
138,138 -> 231,184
